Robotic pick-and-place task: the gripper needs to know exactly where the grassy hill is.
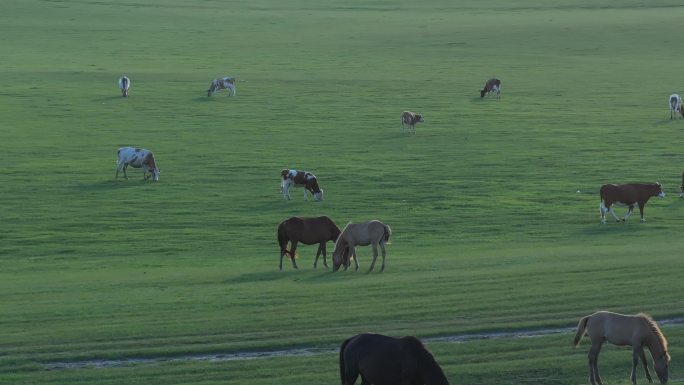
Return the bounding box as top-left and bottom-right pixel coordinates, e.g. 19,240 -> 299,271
1,0 -> 684,384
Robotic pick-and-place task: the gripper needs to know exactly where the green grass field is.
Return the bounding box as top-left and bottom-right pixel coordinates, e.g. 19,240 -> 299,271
2,0 -> 684,384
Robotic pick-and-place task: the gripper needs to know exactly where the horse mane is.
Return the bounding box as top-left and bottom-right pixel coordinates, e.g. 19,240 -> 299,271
333,222 -> 352,250
638,313 -> 670,359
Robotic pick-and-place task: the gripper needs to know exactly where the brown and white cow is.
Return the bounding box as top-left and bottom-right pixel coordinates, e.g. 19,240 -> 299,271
118,76 -> 130,97
116,147 -> 160,181
669,93 -> 683,119
401,111 -> 424,133
207,77 -> 236,97
281,169 -> 323,201
480,78 -> 501,99
599,182 -> 665,223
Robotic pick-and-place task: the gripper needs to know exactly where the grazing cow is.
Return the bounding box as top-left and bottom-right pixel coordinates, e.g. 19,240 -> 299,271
115,147 -> 160,181
401,111 -> 424,134
680,172 -> 684,198
669,93 -> 683,119
118,76 -> 130,97
207,77 -> 236,97
599,183 -> 665,223
280,169 -> 323,201
480,78 -> 501,99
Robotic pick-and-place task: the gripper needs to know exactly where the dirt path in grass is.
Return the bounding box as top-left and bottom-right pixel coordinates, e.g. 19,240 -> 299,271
45,317 -> 684,370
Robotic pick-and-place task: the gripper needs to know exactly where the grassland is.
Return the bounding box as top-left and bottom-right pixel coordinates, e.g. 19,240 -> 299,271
2,0 -> 684,384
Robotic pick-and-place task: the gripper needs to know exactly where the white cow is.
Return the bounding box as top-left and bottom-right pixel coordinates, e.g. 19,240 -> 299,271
115,147 -> 160,181
669,93 -> 683,119
118,76 -> 130,97
208,77 -> 236,97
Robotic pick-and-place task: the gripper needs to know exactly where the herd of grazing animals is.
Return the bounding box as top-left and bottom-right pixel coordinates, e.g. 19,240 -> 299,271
112,75 -> 676,385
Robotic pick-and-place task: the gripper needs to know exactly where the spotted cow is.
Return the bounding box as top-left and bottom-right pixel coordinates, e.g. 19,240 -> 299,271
480,78 -> 501,99
401,111 -> 424,134
208,77 -> 236,97
281,169 -> 323,201
669,93 -> 683,119
115,147 -> 160,181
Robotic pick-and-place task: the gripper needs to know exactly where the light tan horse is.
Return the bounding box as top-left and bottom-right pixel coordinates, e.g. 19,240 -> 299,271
574,311 -> 670,385
332,220 -> 391,272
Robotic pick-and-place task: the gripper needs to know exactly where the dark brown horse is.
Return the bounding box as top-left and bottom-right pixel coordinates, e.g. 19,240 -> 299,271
339,333 -> 450,385
278,216 -> 341,270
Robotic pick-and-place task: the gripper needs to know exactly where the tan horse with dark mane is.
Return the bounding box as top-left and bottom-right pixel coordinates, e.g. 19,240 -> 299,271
574,311 -> 670,385
332,220 -> 391,272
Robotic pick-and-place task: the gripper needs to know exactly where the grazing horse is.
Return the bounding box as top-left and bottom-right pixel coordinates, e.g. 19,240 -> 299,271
115,147 -> 160,181
574,311 -> 670,385
118,76 -> 130,97
339,333 -> 450,385
207,76 -> 236,97
480,78 -> 501,99
401,111 -> 424,134
281,169 -> 324,201
669,94 -> 683,119
599,183 -> 665,223
332,220 -> 391,272
277,216 -> 341,270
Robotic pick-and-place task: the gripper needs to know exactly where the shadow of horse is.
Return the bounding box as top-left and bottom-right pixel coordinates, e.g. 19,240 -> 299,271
340,333 -> 450,385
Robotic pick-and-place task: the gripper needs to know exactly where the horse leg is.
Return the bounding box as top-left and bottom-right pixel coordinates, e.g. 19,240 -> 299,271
632,348 -> 640,384
588,343 -> 602,385
290,241 -> 299,269
368,243 -> 379,272
279,242 -> 287,271
352,248 -> 359,271
590,343 -> 605,385
380,242 -> 387,272
322,244 -> 329,268
313,243 -> 323,268
639,348 -> 653,383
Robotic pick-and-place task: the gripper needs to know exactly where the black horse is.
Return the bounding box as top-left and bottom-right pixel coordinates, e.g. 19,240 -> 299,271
339,333 -> 451,385
277,216 -> 341,270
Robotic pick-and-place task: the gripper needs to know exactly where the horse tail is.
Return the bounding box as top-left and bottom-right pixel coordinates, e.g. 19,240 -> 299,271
574,315 -> 590,347
382,224 -> 392,244
277,222 -> 290,256
339,336 -> 352,385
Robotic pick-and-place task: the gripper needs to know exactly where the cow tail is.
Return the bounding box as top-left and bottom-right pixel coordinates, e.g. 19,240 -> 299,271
574,315 -> 590,347
383,224 -> 392,244
277,222 -> 290,257
339,337 -> 352,385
